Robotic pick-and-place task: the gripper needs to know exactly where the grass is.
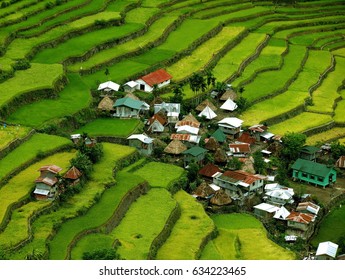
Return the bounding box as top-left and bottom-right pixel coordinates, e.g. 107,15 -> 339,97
200,213 -> 296,260
0,151 -> 75,227
166,26 -> 245,82
0,125 -> 31,151
212,32 -> 268,83
310,200 -> 345,248
0,133 -> 71,181
155,190 -> 215,260
241,44 -> 306,102
0,63 -> 63,109
7,74 -> 92,128
269,112 -> 333,136
306,127 -> 345,145
308,56 -> 345,114
71,188 -> 177,260
47,143 -> 137,260
133,161 -> 185,188
334,99 -> 345,124
74,118 -> 141,138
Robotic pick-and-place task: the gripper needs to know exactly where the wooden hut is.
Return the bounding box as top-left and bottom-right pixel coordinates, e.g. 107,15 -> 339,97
193,181 -> 216,199
164,139 -> 187,155
210,189 -> 232,206
195,99 -> 217,112
205,137 -> 220,152
97,96 -> 114,112
220,89 -> 237,101
63,166 -> 82,186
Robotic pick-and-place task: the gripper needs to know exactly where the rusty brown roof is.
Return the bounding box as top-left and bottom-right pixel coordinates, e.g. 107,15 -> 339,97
38,165 -> 62,174
199,163 -> 221,178
63,166 -> 82,180
286,211 -> 315,224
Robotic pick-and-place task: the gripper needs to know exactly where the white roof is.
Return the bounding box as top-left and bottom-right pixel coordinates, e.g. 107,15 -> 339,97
33,189 -> 50,196
266,188 -> 294,200
274,206 -> 291,220
261,149 -> 272,155
285,235 -> 297,242
260,131 -> 275,140
218,117 -> 243,128
70,134 -> 81,139
189,135 -> 201,144
265,183 -> 283,191
220,98 -> 238,111
154,102 -> 180,114
176,125 -> 199,135
198,105 -> 217,120
98,81 -> 120,91
124,81 -> 138,88
316,241 -> 338,258
127,134 -> 153,144
209,183 -> 221,191
254,203 -> 279,213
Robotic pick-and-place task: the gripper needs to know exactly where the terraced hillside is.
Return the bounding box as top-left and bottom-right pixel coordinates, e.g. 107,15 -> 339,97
0,0 -> 345,260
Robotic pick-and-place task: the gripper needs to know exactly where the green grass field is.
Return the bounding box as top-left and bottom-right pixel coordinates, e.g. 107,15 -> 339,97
200,213 -> 296,260
75,118 -> 141,137
0,63 -> 63,109
311,201 -> 345,248
156,190 -> 215,260
306,127 -> 345,145
133,161 -> 185,189
7,74 -> 92,128
0,133 -> 71,181
0,125 -> 31,151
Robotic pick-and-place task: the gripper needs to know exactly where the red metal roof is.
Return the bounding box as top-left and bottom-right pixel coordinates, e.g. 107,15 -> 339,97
237,132 -> 256,145
140,69 -> 172,87
38,165 -> 62,174
286,211 -> 315,224
229,143 -> 251,153
63,166 -> 82,180
147,113 -> 167,126
170,133 -> 191,141
199,163 -> 221,178
223,170 -> 260,185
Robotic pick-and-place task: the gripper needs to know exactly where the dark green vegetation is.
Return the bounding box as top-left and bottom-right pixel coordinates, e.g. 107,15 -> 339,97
0,0 -> 345,260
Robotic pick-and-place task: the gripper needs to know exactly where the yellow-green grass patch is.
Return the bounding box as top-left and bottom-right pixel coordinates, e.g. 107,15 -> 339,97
332,48 -> 345,57
125,7 -> 159,24
0,63 -> 63,108
0,125 -> 31,150
0,200 -> 50,249
334,98 -> 345,124
269,112 -> 333,136
71,188 -> 177,260
0,133 -> 71,181
308,56 -> 345,114
166,26 -> 245,82
213,32 -> 267,82
339,137 -> 345,145
132,161 -> 185,188
155,190 -> 215,260
75,118 -> 141,138
0,151 -> 76,226
306,127 -> 345,146
201,213 -> 296,260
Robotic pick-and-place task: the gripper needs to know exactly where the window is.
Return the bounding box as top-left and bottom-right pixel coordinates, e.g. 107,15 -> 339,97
302,172 -> 308,178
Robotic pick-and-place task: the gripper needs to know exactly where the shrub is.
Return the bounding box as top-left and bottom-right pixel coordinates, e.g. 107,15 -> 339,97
83,248 -> 121,260
13,59 -> 31,71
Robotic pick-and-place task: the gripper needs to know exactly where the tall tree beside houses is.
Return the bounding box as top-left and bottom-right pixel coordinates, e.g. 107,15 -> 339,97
281,132 -> 307,163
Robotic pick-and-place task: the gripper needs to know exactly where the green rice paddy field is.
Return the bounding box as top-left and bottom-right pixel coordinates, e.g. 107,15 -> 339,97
1,0 -> 345,260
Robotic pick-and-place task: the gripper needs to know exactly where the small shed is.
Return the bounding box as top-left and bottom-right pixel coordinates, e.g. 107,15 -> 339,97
212,128 -> 227,143
123,81 -> 138,93
220,89 -> 237,101
220,98 -> 238,111
198,105 -> 217,120
63,166 -> 82,186
253,203 -> 279,219
299,145 -> 320,161
335,155 -> 345,169
98,81 -> 120,92
198,163 -> 221,180
147,113 -> 167,133
182,146 -> 208,167
204,137 -> 220,151
316,241 -> 338,260
127,134 -> 154,156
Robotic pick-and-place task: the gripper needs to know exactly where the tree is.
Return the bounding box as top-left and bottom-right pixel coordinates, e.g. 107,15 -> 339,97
253,151 -> 266,174
206,70 -> 216,89
227,157 -> 243,170
104,68 -> 110,76
330,141 -> 345,160
281,132 -> 307,163
189,73 -> 206,95
236,96 -> 249,112
215,81 -> 227,95
79,142 -> 104,164
70,152 -> 93,179
83,248 -> 121,260
170,83 -> 185,103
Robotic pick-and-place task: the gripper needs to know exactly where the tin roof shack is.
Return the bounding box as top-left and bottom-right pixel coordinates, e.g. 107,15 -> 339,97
253,203 -> 279,220
291,158 -> 337,188
182,146 -> 208,167
146,113 -> 167,133
286,211 -> 316,239
97,81 -> 120,94
217,117 -> 243,139
154,102 -> 180,124
198,163 -> 222,181
113,97 -> 149,118
229,143 -> 251,158
127,134 -> 154,156
299,145 -> 320,162
34,165 -> 62,200
136,69 -> 172,92
63,166 -> 82,187
315,241 -> 339,260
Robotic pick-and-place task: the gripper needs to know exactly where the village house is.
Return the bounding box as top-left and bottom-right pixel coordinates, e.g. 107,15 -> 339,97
217,117 -> 243,138
220,98 -> 238,112
212,172 -> 241,199
63,166 -> 82,186
175,113 -> 200,129
211,128 -> 227,143
182,146 -> 208,167
204,137 -> 220,152
154,102 -> 180,124
97,81 -> 120,93
146,113 -> 167,133
113,96 -> 149,118
198,105 -> 217,120
264,187 -> 294,206
192,181 -> 216,199
34,165 -> 62,200
97,96 -> 114,112
253,203 -> 279,220
296,201 -> 320,216
195,99 -> 217,112
248,124 -> 268,141
299,145 -> 320,161
198,163 -> 222,181
170,133 -> 201,146
315,241 -> 339,260
135,69 -> 172,92
164,139 -> 187,155
286,211 -> 316,239
237,132 -> 256,145
123,81 -> 138,93
291,158 -> 337,188
127,133 -> 154,156
229,143 -> 251,157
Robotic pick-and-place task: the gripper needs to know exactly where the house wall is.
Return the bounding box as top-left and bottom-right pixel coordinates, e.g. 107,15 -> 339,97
267,195 -> 289,206
249,180 -> 264,192
219,125 -> 241,136
115,106 -> 139,118
292,169 -> 336,187
287,221 -> 309,231
136,79 -> 153,92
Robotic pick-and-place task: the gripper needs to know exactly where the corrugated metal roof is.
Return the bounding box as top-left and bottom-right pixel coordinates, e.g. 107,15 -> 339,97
316,241 -> 338,258
140,69 -> 172,87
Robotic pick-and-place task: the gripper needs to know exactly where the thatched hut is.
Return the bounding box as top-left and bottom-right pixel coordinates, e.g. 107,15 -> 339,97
125,92 -> 140,100
164,139 -> 187,155
205,137 -> 220,152
193,181 -> 216,199
210,189 -> 232,206
97,96 -> 114,111
214,147 -> 227,164
220,89 -> 237,101
196,99 -> 217,112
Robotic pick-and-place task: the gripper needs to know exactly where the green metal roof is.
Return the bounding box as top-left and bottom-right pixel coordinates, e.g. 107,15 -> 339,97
114,97 -> 143,110
300,145 -> 319,154
292,158 -> 334,177
212,128 -> 227,143
182,146 -> 208,157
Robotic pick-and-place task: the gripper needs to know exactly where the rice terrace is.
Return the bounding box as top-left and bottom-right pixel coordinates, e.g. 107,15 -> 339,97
0,0 -> 345,261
